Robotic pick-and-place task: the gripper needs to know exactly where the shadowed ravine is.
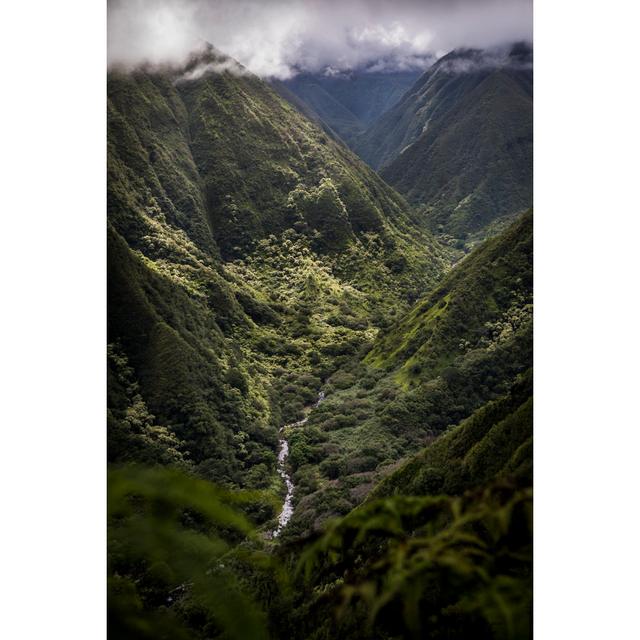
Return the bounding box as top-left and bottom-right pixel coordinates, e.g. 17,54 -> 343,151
271,391 -> 325,538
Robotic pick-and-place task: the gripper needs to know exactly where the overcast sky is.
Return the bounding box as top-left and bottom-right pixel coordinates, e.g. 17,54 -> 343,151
108,0 -> 532,78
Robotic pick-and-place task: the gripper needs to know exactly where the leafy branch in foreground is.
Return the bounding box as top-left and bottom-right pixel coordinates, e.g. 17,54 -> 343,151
298,483 -> 532,639
108,466 -> 277,640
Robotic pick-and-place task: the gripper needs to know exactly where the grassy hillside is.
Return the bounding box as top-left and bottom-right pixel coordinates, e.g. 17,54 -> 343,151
355,44 -> 532,243
366,209 -> 533,384
281,211 -> 532,536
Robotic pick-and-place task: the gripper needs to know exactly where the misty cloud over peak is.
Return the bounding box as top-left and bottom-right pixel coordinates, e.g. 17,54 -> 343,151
432,42 -> 533,75
108,0 -> 532,79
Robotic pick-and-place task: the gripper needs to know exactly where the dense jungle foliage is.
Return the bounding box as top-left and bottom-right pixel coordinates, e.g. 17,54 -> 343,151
108,43 -> 532,640
108,369 -> 532,638
280,212 -> 532,536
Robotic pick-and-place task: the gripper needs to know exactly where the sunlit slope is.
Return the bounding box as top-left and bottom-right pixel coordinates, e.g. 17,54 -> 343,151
367,209 -> 533,386
107,45 -> 449,494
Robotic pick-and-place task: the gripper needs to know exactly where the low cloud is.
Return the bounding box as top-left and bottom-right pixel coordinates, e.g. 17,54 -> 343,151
175,56 -> 250,83
108,0 -> 532,79
434,43 -> 533,75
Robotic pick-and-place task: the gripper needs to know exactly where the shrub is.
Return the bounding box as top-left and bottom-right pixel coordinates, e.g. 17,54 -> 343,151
319,457 -> 342,479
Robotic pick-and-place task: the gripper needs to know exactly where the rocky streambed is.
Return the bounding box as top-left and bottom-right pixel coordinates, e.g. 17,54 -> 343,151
271,391 -> 325,538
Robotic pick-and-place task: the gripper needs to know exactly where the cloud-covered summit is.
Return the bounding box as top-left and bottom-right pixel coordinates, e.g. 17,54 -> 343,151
108,0 -> 532,79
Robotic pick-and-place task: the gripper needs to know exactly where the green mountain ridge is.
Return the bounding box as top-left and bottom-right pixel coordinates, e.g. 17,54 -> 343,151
108,44 -> 449,494
355,43 -> 533,242
372,368 -> 532,501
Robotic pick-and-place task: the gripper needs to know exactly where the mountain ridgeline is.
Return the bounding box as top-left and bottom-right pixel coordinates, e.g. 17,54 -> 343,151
275,44 -> 533,245
355,43 -> 533,242
107,41 -> 532,640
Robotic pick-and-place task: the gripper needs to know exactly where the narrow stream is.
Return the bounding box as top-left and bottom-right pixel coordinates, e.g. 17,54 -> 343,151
271,391 -> 325,538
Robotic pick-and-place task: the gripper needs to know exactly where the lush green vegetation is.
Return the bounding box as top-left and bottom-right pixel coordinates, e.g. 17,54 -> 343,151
109,365 -> 532,639
293,483 -> 532,639
108,43 -> 449,515
107,44 -> 532,640
108,466 -> 280,639
372,369 -> 532,500
108,371 -> 532,639
280,212 -> 532,535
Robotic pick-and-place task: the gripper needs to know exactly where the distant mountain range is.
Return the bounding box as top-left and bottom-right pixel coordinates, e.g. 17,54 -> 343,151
358,43 -> 532,241
278,43 -> 532,243
275,69 -> 424,146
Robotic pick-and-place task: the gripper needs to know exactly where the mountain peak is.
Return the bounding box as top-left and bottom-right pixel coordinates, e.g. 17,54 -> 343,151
176,41 -> 251,81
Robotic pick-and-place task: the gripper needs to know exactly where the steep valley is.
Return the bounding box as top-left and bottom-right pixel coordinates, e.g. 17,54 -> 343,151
108,44 -> 451,517
275,69 -> 424,147
107,42 -> 533,640
280,211 -> 532,538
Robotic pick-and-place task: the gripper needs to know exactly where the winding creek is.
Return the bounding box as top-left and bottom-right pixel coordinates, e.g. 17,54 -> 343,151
271,391 -> 325,538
